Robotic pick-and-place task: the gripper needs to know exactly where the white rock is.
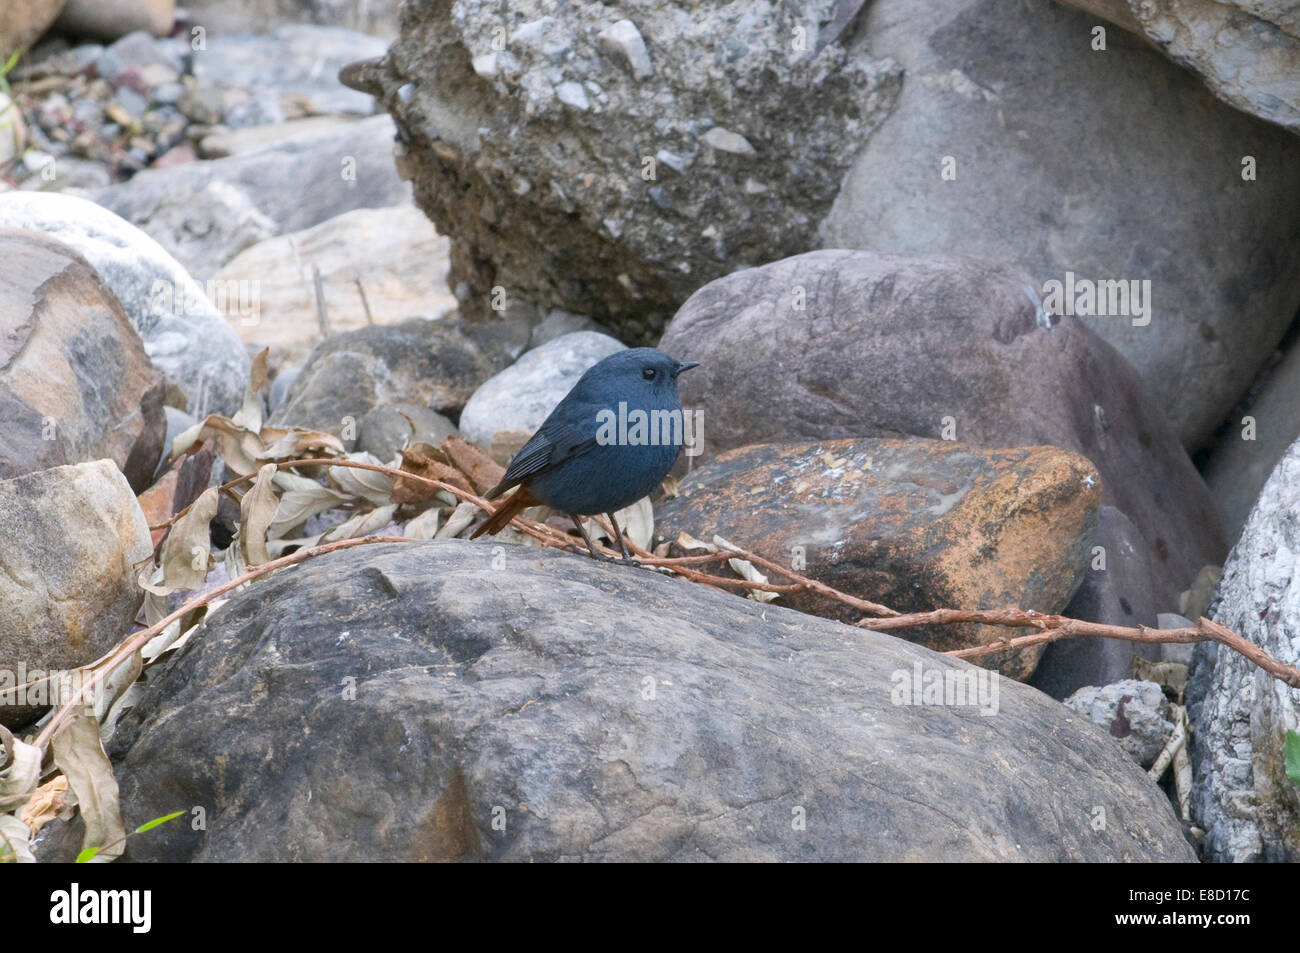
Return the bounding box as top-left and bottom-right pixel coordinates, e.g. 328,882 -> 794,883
701,126 -> 756,155
597,19 -> 653,80
459,331 -> 625,463
1193,436 -> 1300,862
0,192 -> 249,417
555,80 -> 590,111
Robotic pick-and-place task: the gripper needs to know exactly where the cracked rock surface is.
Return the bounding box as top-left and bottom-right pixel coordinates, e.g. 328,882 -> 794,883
37,539 -> 1194,861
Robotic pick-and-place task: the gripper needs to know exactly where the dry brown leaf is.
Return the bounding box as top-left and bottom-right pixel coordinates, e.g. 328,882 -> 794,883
20,775 -> 72,838
392,442 -> 472,504
233,347 -> 269,433
329,453 -> 394,505
238,463 -> 279,566
404,507 -> 442,539
320,504 -> 399,543
0,814 -> 35,862
159,485 -> 218,591
442,435 -> 505,494
0,726 -> 41,813
52,713 -> 126,863
269,485 -> 352,539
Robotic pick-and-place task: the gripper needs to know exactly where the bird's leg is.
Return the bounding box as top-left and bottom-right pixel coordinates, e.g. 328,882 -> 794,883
604,512 -> 638,564
569,513 -> 607,560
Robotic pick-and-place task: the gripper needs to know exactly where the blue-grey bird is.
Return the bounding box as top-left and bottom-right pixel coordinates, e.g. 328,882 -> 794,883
471,347 -> 699,559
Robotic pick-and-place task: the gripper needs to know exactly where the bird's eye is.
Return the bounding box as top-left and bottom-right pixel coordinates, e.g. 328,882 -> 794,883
642,368 -> 657,380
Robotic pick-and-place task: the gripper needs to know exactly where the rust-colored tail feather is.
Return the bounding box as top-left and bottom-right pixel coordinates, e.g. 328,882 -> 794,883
470,486 -> 541,538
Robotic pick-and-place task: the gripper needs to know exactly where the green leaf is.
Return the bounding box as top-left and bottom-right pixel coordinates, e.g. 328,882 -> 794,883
135,811 -> 185,834
76,846 -> 101,863
1,48 -> 21,78
1285,730 -> 1300,785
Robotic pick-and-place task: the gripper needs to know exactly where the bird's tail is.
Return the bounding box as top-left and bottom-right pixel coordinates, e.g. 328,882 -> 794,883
470,486 -> 542,538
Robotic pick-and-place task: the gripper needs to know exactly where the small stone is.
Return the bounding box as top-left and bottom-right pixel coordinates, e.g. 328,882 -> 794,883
1064,680 -> 1174,769
472,52 -> 497,78
655,149 -> 688,173
150,82 -> 183,105
701,126 -> 756,155
114,86 -> 149,119
555,80 -> 590,111
597,19 -> 653,80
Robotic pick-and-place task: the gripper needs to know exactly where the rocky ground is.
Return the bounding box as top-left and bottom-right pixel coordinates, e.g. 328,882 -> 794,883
1,0 -> 1298,864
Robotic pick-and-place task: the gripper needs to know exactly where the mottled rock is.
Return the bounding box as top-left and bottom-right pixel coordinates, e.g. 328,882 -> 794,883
0,229 -> 164,490
0,460 -> 151,728
55,0 -> 174,41
80,114 -> 409,278
0,192 -> 248,418
213,204 -> 455,370
657,438 -> 1099,680
459,331 -> 625,463
660,250 -> 1225,611
0,0 -> 66,54
822,0 -> 1300,448
349,0 -> 902,341
35,540 -> 1195,861
271,312 -> 531,438
1192,437 -> 1300,862
1058,0 -> 1300,135
1064,680 -> 1175,769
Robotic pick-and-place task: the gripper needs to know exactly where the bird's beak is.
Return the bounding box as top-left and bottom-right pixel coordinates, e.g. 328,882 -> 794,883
673,361 -> 700,378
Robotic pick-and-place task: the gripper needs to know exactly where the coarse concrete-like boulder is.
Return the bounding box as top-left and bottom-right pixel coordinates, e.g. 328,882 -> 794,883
0,460 -> 152,728
37,540 -> 1196,861
0,193 -> 248,420
1191,437 -> 1300,863
347,0 -> 903,342
0,229 -> 165,490
656,438 -> 1101,681
659,249 -> 1225,614
821,0 -> 1300,448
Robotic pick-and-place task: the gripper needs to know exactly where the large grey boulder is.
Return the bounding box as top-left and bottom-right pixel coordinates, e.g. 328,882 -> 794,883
820,0 -> 1300,448
1057,0 -> 1300,136
0,460 -> 152,728
79,114 -> 409,279
659,250 -> 1225,612
38,540 -> 1195,861
348,0 -> 903,342
1191,437 -> 1300,862
0,193 -> 247,420
0,229 -> 165,489
1203,339 -> 1300,542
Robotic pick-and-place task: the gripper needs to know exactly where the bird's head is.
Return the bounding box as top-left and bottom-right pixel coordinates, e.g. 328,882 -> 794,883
576,347 -> 700,400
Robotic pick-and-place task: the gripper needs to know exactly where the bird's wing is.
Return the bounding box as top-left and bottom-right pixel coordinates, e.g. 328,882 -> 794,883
486,416 -> 599,497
